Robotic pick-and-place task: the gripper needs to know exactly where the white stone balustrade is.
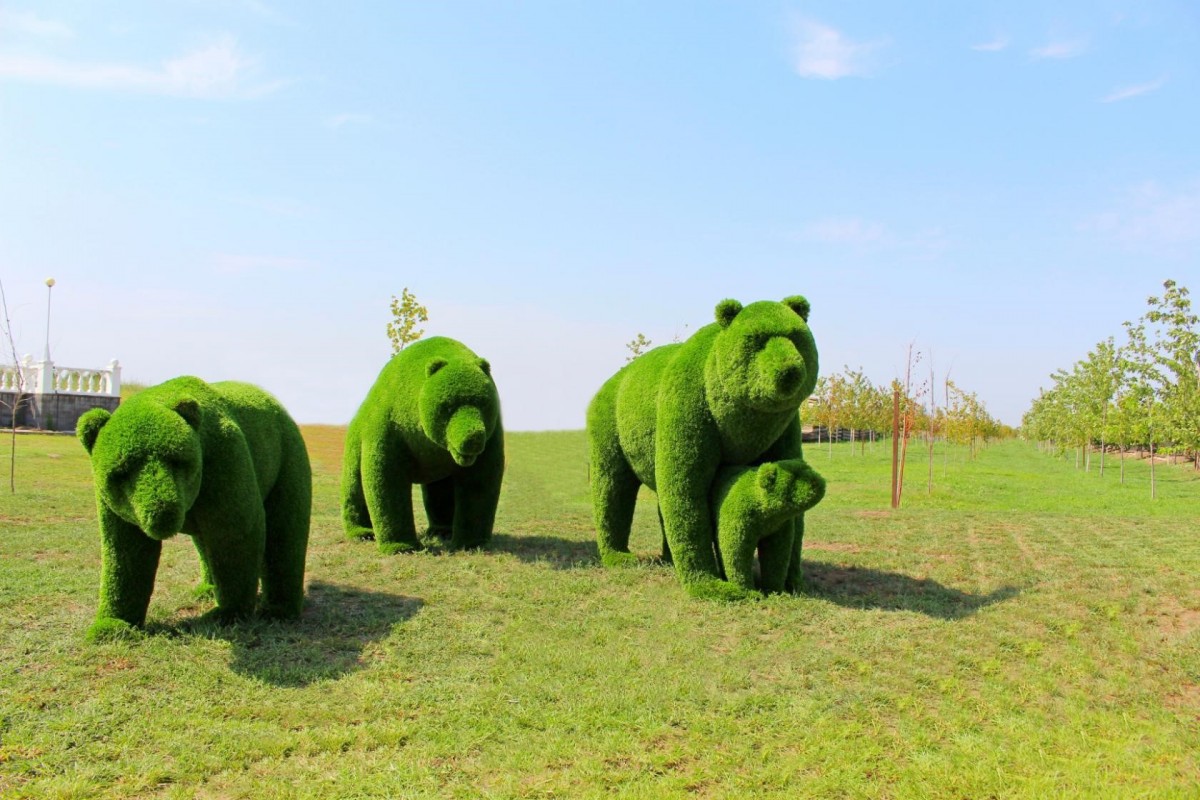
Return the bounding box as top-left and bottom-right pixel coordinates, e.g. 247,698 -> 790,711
0,357 -> 120,397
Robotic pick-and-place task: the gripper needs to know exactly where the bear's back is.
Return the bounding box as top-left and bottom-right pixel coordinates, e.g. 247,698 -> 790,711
209,380 -> 304,499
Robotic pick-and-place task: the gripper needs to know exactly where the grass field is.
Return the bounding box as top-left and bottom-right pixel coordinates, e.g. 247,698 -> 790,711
1,429 -> 1198,798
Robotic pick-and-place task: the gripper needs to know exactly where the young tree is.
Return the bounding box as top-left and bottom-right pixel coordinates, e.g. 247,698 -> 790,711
1,278 -> 31,492
386,287 -> 429,354
626,333 -> 652,361
893,343 -> 927,506
1123,314 -> 1163,498
1143,279 -> 1200,469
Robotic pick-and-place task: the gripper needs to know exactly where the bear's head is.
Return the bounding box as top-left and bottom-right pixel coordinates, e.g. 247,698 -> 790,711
77,398 -> 204,540
754,459 -> 826,515
707,296 -> 818,413
418,356 -> 500,467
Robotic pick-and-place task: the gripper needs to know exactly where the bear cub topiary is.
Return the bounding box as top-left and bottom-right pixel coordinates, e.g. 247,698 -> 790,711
712,459 -> 825,593
77,376 -> 312,641
342,336 -> 504,553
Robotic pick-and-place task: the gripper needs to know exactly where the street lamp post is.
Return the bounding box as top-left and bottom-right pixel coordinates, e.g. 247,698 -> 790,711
43,278 -> 55,363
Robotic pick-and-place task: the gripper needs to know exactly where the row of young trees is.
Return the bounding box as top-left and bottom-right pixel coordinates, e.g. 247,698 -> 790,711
805,363 -> 1008,456
1022,280 -> 1200,496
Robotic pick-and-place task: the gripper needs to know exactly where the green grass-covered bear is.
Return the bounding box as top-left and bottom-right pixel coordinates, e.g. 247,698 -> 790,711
712,459 -> 826,594
587,296 -> 818,600
76,376 -> 312,641
342,336 -> 504,553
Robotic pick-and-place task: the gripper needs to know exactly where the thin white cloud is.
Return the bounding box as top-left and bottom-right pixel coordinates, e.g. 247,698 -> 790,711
800,217 -> 886,244
971,35 -> 1009,52
213,254 -> 315,274
230,195 -> 315,217
1101,76 -> 1167,103
1084,180 -> 1200,255
0,10 -> 73,38
324,112 -> 372,129
1029,39 -> 1087,60
790,18 -> 885,79
0,34 -> 283,98
797,216 -> 949,259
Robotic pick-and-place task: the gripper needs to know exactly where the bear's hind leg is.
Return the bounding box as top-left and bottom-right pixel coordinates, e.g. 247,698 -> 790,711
89,507 -> 162,641
784,513 -> 806,594
260,454 -> 312,620
341,429 -> 374,541
591,449 -> 640,568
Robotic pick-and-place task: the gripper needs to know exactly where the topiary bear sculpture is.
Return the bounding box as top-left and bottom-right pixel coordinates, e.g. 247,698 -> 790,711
76,376 -> 312,641
712,459 -> 826,594
587,296 -> 818,600
342,336 -> 504,553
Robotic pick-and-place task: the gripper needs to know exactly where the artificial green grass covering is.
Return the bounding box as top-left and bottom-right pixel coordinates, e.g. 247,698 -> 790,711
713,458 -> 826,594
587,296 -> 819,600
76,376 -> 312,641
342,336 -> 504,554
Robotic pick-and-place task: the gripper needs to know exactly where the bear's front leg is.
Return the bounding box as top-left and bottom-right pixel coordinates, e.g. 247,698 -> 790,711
717,514 -> 760,592
89,505 -> 163,641
450,430 -> 504,550
362,437 -> 422,554
421,478 -> 455,540
756,521 -> 794,594
191,506 -> 267,623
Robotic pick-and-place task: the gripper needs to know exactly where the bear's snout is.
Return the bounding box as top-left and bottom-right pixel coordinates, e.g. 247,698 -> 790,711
775,363 -> 805,396
446,406 -> 487,467
131,463 -> 185,540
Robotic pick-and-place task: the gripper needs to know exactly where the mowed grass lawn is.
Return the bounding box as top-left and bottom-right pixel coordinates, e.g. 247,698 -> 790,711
1,429 -> 1198,798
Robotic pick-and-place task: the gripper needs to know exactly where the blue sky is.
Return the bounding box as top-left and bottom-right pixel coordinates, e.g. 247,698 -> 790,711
1,1 -> 1197,429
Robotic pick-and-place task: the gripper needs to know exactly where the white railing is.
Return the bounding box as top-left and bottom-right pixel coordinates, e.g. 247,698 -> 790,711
0,362 -> 30,392
0,357 -> 120,397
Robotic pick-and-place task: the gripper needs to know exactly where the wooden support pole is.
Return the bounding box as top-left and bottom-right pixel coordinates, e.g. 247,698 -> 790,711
891,387 -> 900,509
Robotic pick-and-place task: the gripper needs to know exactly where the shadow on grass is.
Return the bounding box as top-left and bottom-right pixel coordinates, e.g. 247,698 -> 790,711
487,532 -> 602,569
801,561 -> 1020,620
179,580 -> 423,687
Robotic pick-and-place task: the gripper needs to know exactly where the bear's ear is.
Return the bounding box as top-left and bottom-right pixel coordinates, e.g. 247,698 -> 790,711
783,295 -> 811,322
756,462 -> 779,496
77,408 -> 111,454
172,398 -> 202,432
426,357 -> 448,377
715,298 -> 743,328
477,357 -> 491,376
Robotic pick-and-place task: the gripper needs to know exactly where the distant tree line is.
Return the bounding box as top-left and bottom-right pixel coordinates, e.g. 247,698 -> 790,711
1022,279 -> 1199,497
805,365 -> 1009,456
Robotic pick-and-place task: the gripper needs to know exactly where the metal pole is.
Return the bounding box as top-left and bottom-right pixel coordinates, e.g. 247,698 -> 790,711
891,387 -> 900,509
43,278 -> 55,362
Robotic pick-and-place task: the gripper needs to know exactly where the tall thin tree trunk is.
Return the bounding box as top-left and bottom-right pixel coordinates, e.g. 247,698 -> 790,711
1150,441 -> 1157,500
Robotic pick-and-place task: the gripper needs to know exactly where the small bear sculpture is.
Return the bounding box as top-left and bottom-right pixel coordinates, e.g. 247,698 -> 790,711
342,336 -> 504,553
77,376 -> 311,640
712,459 -> 826,593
